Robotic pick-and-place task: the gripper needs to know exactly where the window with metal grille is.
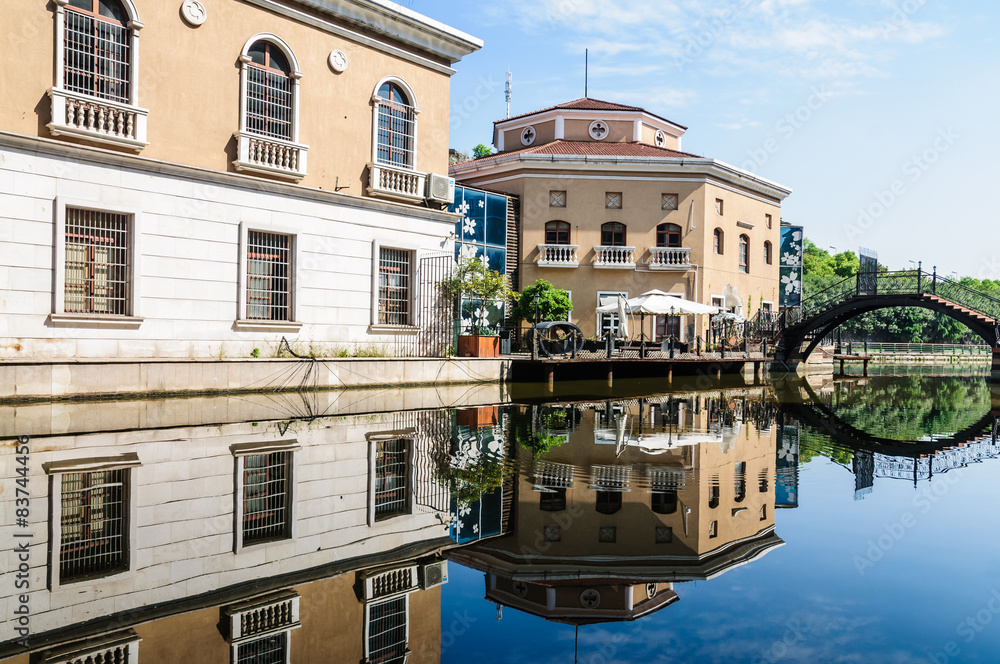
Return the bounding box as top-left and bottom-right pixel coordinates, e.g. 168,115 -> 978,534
246,231 -> 291,321
545,220 -> 571,245
367,597 -> 408,664
236,633 -> 287,664
376,82 -> 415,169
378,248 -> 412,326
374,439 -> 410,520
64,207 -> 130,316
242,452 -> 291,545
63,0 -> 132,104
245,41 -> 293,141
59,468 -> 129,582
600,222 -> 626,247
739,234 -> 750,273
656,223 -> 682,248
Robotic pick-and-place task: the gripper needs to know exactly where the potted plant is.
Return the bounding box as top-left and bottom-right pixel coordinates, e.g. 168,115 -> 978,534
439,256 -> 513,357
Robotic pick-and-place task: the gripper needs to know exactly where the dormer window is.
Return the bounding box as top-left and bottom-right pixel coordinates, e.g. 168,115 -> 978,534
49,0 -> 148,150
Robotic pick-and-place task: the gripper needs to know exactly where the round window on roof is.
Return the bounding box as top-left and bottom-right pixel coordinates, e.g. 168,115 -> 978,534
589,120 -> 610,141
521,126 -> 536,146
655,130 -> 667,147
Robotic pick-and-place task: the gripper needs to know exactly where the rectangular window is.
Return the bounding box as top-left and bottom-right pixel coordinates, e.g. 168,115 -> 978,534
64,207 -> 130,316
606,192 -> 622,209
760,505 -> 768,521
367,597 -> 408,663
59,468 -> 130,582
550,190 -> 566,207
711,296 -> 725,309
374,439 -> 410,520
241,451 -> 293,545
765,214 -> 773,228
662,194 -> 678,211
715,199 -> 724,215
709,520 -> 718,538
236,633 -> 287,664
246,231 -> 291,321
378,248 -> 412,326
376,100 -> 415,169
246,67 -> 292,141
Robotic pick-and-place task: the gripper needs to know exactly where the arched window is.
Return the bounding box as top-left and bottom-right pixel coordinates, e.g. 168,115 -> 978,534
713,228 -> 724,255
651,490 -> 678,515
656,223 -> 682,248
236,35 -> 307,180
601,222 -> 626,247
739,234 -> 750,273
596,491 -> 622,515
51,0 -> 147,149
375,80 -> 417,169
545,221 -> 571,245
245,41 -> 293,140
764,240 -> 773,265
62,0 -> 133,103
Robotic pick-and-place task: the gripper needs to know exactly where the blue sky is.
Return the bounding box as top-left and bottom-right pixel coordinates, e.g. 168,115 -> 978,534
415,0 -> 999,278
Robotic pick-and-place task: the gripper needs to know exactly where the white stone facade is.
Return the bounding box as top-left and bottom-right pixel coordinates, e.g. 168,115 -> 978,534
0,134 -> 457,359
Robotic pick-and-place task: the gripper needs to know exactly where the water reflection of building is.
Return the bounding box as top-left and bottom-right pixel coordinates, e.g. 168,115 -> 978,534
0,391 -> 501,661
449,390 -> 784,626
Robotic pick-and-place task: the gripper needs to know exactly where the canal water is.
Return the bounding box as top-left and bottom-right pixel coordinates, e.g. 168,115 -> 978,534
2,373 -> 999,663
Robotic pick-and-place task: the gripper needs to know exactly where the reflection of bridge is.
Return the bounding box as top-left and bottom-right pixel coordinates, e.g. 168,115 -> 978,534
870,439 -> 1000,481
772,269 -> 1000,375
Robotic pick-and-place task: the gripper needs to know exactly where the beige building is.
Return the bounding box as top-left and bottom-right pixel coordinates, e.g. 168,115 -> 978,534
448,390 -> 783,624
0,0 -> 480,359
450,98 -> 793,341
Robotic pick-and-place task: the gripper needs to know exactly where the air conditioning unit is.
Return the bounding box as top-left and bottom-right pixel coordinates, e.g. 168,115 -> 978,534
426,173 -> 455,204
420,561 -> 449,589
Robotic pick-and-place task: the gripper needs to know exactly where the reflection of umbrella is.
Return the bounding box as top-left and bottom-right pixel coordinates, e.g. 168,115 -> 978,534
614,414 -> 628,456
712,311 -> 746,322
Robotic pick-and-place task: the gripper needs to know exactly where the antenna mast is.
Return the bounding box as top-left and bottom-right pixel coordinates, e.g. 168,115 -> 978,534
585,49 -> 588,97
505,70 -> 512,118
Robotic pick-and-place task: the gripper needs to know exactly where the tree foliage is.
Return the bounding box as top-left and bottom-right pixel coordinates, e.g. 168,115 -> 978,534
472,143 -> 494,159
508,280 -> 573,326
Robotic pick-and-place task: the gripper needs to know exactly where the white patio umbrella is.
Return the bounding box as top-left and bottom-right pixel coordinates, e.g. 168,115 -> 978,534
616,293 -> 629,339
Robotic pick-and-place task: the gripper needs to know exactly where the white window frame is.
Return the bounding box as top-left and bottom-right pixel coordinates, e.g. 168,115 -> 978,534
371,76 -> 421,172
234,221 -> 302,333
565,289 -> 573,323
51,197 -> 143,329
370,240 -> 420,333
223,590 -> 301,664
762,301 -> 775,315
232,441 -> 300,554
234,34 -> 308,180
366,431 -> 416,526
49,0 -> 148,151
46,454 -> 140,590
364,594 -> 411,664
597,290 -> 628,337
711,295 -> 725,310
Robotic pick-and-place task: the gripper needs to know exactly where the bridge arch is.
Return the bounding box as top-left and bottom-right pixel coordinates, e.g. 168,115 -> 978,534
778,293 -> 998,364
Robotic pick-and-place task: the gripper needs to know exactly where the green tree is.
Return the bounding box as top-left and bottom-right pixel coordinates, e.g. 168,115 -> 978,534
472,143 -> 494,159
438,256 -> 513,334
509,280 -> 573,326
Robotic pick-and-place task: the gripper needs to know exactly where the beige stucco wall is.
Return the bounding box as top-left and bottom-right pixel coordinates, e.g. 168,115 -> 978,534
0,0 -> 452,196
457,166 -> 783,338
498,119 -> 557,151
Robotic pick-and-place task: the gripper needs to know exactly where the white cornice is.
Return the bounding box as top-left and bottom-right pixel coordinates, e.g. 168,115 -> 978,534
0,131 -> 458,225
242,0 -> 481,75
269,0 -> 481,63
495,108 -> 687,138
451,154 -> 792,202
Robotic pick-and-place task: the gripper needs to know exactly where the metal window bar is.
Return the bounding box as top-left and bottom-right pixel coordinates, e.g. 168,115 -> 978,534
242,452 -> 290,544
64,9 -> 131,103
246,66 -> 292,140
379,248 -> 411,326
374,439 -> 409,518
368,597 -> 408,663
236,633 -> 287,664
65,207 -> 130,315
246,231 -> 291,321
60,469 -> 128,581
376,100 -> 415,169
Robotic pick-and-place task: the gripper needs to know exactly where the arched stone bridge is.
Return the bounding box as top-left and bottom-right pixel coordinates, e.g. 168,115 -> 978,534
771,269 -> 1000,376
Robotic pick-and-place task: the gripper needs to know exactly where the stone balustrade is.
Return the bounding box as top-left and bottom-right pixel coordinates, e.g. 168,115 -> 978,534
235,132 -> 309,180
368,162 -> 427,202
48,88 -> 148,151
537,244 -> 580,268
595,245 -> 636,269
649,246 -> 692,270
